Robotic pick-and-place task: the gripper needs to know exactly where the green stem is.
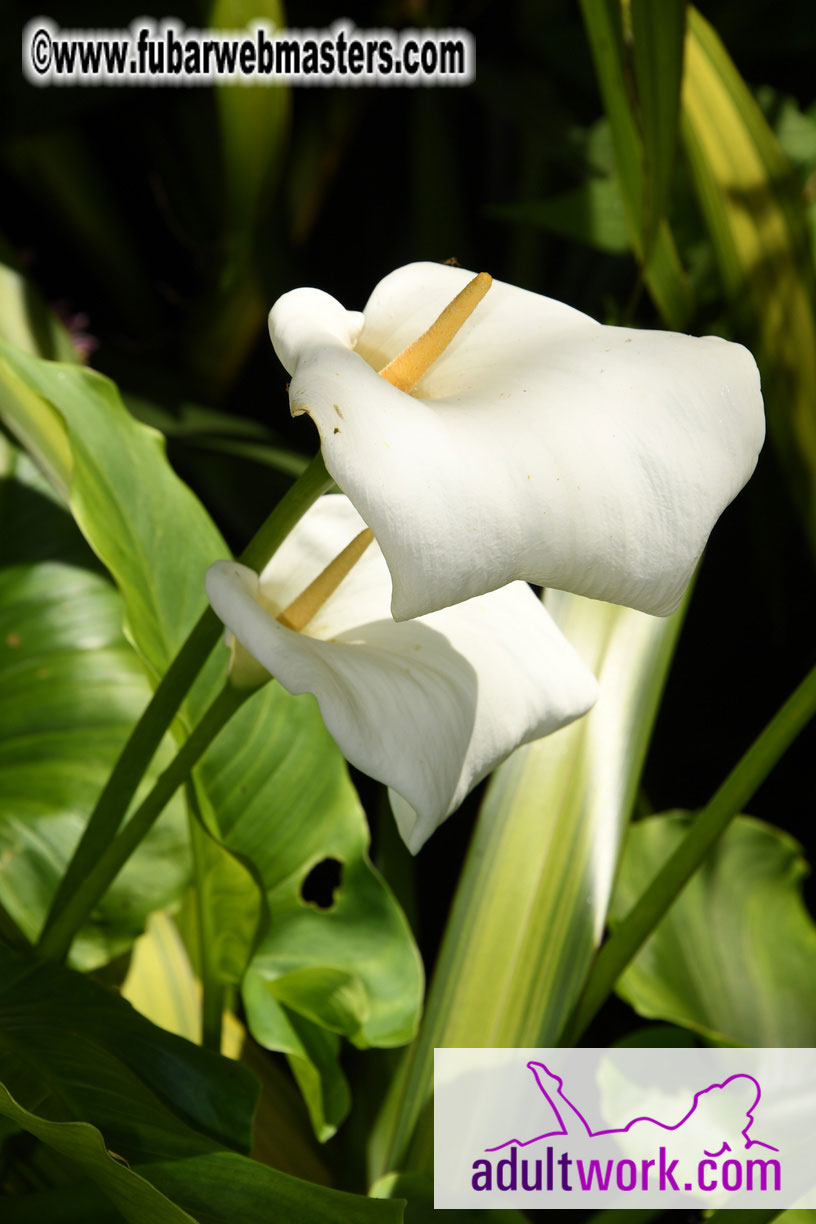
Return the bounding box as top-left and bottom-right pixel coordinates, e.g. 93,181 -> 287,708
38,607 -> 221,950
562,660 -> 816,1045
187,783 -> 225,1054
38,685 -> 250,964
37,451 -> 331,957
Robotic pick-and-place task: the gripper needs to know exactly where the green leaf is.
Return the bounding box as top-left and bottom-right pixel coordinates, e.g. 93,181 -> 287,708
194,681 -> 424,1136
0,950 -> 401,1222
240,983 -> 350,1142
139,1151 -> 404,1224
610,813 -> 816,1045
0,340 -> 421,1134
372,589 -> 687,1177
681,6 -> 816,552
125,932 -> 335,1187
122,911 -> 202,1044
0,1083 -> 195,1224
0,943 -> 258,1158
0,1149 -> 405,1224
0,447 -> 190,969
0,340 -> 228,691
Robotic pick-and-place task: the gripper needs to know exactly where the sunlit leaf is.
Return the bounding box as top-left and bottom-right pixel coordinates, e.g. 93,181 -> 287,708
682,6 -> 816,550
610,813 -> 816,1044
0,340 -> 422,1138
372,589 -> 687,1176
122,911 -> 201,1043
0,341 -> 227,690
195,680 -> 424,1136
0,445 -> 189,969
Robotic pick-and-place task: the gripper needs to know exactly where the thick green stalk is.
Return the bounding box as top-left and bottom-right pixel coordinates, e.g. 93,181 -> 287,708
563,660 -> 816,1044
38,685 -> 250,963
37,452 -> 331,955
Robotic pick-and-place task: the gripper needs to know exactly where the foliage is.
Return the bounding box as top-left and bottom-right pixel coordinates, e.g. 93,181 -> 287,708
1,1 -> 814,1221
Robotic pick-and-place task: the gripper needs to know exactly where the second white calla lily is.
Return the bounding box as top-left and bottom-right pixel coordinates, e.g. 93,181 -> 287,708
269,262 -> 765,622
206,496 -> 598,853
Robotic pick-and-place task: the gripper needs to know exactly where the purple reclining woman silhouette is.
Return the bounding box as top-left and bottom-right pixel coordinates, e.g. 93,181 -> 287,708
486,1062 -> 778,1157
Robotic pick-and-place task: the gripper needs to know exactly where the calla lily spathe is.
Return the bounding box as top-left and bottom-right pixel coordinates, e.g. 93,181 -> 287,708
269,262 -> 765,622
206,496 -> 598,853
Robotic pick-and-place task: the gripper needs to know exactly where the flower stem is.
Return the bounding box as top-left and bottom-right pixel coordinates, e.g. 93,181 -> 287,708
561,659 -> 816,1045
37,451 -> 331,959
187,784 -> 225,1054
37,685 -> 251,964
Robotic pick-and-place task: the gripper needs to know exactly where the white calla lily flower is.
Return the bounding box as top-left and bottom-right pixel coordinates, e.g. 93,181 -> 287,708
269,262 -> 764,622
206,496 -> 598,853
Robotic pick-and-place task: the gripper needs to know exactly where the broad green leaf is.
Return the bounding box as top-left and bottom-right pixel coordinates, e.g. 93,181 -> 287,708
0,974 -> 400,1224
139,1151 -> 404,1224
241,981 -> 350,1142
682,7 -> 816,551
0,446 -> 189,969
372,589 -> 687,1177
610,813 -> 816,1045
0,943 -> 258,1158
123,931 -> 334,1186
195,680 -> 424,1136
0,340 -> 228,691
0,1083 -> 195,1224
0,339 -> 421,1134
198,683 -> 423,1047
0,1147 -> 404,1224
0,1182 -> 136,1224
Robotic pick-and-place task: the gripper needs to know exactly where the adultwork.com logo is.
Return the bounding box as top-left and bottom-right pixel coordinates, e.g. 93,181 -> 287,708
434,1048 -> 815,1210
473,1061 -> 780,1196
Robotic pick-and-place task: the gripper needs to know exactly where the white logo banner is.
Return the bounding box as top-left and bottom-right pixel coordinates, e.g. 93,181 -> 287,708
434,1047 -> 816,1209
